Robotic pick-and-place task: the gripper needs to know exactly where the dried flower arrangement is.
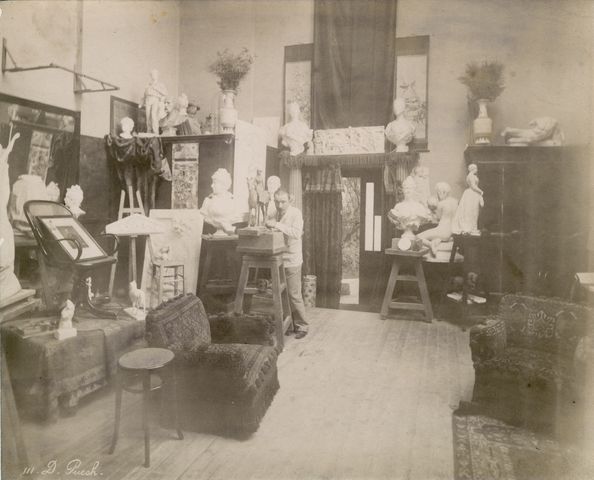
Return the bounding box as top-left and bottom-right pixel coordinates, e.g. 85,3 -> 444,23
209,48 -> 254,92
458,61 -> 505,101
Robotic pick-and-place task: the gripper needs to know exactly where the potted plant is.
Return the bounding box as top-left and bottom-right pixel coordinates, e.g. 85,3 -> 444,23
458,61 -> 505,145
209,48 -> 254,132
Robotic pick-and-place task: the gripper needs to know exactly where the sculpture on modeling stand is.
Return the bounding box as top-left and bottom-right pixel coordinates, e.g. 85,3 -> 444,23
200,168 -> 240,236
418,182 -> 459,256
264,176 -> 281,221
279,102 -> 313,156
141,69 -> 168,134
388,176 -> 432,241
0,132 -> 22,302
385,98 -> 416,152
452,163 -> 484,235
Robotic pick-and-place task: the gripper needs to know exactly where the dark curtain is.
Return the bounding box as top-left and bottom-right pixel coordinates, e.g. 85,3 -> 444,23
302,163 -> 343,308
313,0 -> 398,129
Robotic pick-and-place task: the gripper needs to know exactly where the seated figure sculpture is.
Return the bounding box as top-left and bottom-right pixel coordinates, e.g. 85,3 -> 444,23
418,182 -> 459,256
279,102 -> 313,156
200,168 -> 240,236
501,117 -> 564,146
385,98 -> 416,152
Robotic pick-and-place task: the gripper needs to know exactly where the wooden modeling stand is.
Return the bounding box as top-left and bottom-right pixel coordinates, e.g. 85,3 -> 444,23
198,234 -> 239,297
107,189 -> 146,298
234,251 -> 293,350
380,247 -> 433,323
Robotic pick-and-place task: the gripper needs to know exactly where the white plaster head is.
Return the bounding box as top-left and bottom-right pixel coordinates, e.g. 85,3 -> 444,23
267,175 -> 281,194
150,69 -> 159,82
468,163 -> 478,174
211,168 -> 232,195
64,185 -> 84,210
393,97 -> 406,117
120,117 -> 134,136
46,182 -> 61,202
435,182 -> 451,200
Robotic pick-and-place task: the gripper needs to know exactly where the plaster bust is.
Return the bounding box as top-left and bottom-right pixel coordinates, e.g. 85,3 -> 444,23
385,98 -> 416,152
120,117 -> 134,139
279,102 -> 313,156
387,176 -> 432,239
64,185 -> 85,219
200,168 -> 239,235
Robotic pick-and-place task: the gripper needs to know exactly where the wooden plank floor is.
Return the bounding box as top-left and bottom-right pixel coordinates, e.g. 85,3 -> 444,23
18,308 -> 474,480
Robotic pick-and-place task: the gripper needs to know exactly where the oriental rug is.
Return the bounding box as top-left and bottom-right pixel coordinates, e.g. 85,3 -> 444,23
452,411 -> 588,480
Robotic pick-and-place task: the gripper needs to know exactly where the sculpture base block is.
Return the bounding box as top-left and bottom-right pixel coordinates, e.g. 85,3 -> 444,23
237,229 -> 286,255
123,307 -> 146,321
54,328 -> 77,340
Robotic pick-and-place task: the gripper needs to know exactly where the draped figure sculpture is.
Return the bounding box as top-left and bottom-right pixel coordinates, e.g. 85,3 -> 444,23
452,164 -> 484,235
0,132 -> 22,301
141,69 -> 168,134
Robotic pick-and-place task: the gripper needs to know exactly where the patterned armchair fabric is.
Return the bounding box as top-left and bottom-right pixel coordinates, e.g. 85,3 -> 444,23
145,294 -> 280,436
470,294 -> 593,438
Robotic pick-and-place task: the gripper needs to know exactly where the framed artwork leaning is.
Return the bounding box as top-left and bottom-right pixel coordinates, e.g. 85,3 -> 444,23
394,35 -> 430,151
39,216 -> 107,261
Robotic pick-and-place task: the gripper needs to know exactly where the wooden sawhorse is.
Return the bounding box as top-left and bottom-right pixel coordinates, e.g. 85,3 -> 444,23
234,252 -> 293,349
380,247 -> 433,323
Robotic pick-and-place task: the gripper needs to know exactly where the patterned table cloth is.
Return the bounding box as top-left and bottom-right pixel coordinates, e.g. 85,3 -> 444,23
2,315 -> 146,421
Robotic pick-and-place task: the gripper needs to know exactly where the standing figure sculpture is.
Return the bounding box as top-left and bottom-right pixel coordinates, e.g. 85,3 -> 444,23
279,102 -> 313,156
385,98 -> 416,152
452,164 -> 484,235
418,182 -> 459,256
0,132 -> 22,301
141,69 -> 168,134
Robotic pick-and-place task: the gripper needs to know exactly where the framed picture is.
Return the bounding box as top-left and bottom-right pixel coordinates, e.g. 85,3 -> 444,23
39,216 -> 107,261
110,95 -> 146,136
394,36 -> 430,151
284,43 -> 314,127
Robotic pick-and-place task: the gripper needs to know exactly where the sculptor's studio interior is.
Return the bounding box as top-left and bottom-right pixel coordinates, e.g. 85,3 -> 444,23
1,1 -> 593,479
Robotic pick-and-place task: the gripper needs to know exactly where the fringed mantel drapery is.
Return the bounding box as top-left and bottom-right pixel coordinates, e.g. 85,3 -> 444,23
104,136 -> 163,214
279,150 -> 419,208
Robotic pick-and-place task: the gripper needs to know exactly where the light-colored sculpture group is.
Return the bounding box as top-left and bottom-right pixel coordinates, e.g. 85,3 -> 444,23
388,163 -> 484,256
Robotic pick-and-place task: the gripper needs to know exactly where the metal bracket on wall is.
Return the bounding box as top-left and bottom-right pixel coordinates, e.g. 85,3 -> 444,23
2,38 -> 119,94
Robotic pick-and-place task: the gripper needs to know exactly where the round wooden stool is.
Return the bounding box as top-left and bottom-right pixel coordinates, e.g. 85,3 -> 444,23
109,348 -> 183,468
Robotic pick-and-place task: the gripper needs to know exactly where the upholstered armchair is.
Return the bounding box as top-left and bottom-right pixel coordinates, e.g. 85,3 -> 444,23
145,293 -> 279,436
470,294 -> 593,439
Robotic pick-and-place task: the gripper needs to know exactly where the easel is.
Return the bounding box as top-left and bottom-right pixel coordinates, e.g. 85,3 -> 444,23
107,188 -> 146,298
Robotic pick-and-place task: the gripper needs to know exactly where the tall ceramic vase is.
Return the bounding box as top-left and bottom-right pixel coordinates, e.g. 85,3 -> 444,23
219,90 -> 238,133
473,99 -> 492,145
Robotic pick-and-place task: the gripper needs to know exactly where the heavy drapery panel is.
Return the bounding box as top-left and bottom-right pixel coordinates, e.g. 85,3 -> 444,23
302,163 -> 343,308
313,0 -> 398,129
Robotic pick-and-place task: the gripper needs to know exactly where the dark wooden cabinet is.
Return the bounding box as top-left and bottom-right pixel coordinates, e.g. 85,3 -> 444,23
465,146 -> 590,297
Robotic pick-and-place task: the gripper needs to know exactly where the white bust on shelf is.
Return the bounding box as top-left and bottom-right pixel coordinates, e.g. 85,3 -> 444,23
64,185 -> 85,219
279,102 -> 313,156
385,98 -> 416,152
200,168 -> 239,236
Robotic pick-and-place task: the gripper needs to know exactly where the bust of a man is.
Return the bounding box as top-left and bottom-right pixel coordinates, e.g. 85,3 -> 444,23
385,98 -> 416,152
120,117 -> 134,139
279,102 -> 313,156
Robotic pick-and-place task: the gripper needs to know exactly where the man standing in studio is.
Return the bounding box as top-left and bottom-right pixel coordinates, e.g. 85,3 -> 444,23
266,189 -> 309,339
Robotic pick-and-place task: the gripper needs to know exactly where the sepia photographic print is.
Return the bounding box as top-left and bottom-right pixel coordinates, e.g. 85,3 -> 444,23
0,1 -> 593,480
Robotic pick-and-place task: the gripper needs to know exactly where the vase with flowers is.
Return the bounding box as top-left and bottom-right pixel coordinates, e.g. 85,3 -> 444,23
459,61 -> 505,145
209,48 -> 254,133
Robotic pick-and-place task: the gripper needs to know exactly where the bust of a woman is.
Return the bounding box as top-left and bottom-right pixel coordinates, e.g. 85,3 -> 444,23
279,102 -> 313,156
387,176 -> 432,239
200,168 -> 239,236
385,98 -> 416,152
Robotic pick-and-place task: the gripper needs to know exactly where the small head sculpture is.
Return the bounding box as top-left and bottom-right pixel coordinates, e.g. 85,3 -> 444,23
267,175 -> 281,194
393,97 -> 407,117
435,182 -> 451,201
468,163 -> 478,174
64,185 -> 84,212
211,168 -> 232,195
187,103 -> 200,116
150,69 -> 159,82
120,117 -> 134,137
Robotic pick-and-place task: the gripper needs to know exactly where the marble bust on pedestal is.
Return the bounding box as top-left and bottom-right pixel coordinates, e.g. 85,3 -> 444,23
200,168 -> 240,236
385,98 -> 416,152
279,102 -> 313,156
